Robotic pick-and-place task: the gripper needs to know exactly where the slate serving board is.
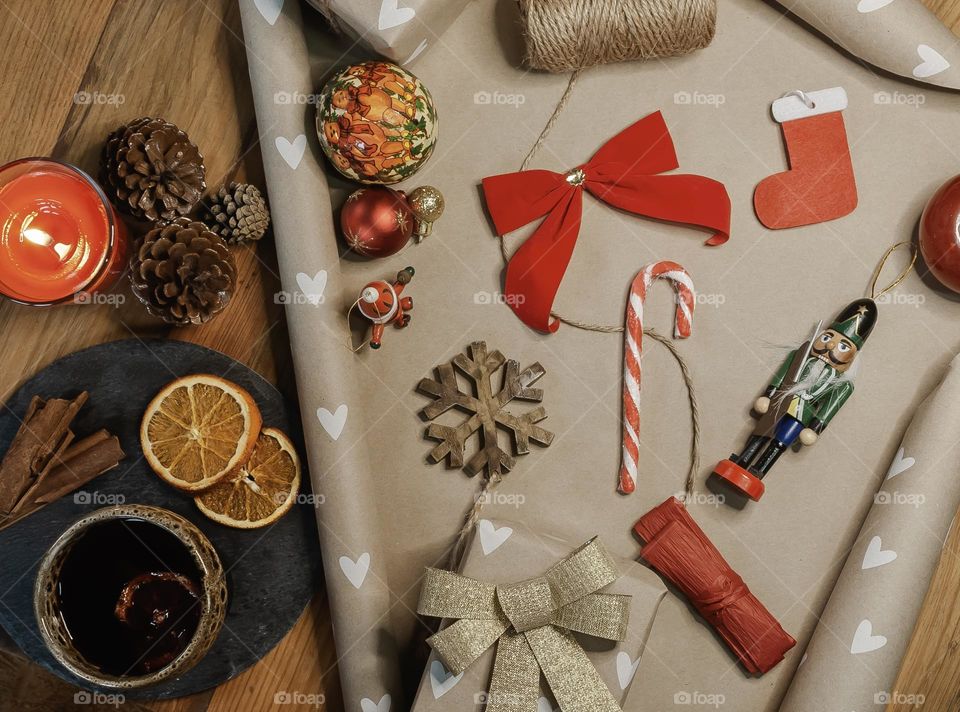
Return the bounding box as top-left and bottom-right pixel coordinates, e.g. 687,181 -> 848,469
0,338 -> 322,699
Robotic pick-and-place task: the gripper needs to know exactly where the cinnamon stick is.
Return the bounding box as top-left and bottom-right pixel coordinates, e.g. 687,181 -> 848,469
34,432 -> 125,504
4,431 -> 125,526
0,393 -> 88,513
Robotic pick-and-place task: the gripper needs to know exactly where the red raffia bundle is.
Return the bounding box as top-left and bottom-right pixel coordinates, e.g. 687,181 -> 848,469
634,497 -> 796,674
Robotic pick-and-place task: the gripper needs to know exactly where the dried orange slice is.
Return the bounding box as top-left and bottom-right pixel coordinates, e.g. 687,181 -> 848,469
194,428 -> 301,529
140,374 -> 262,492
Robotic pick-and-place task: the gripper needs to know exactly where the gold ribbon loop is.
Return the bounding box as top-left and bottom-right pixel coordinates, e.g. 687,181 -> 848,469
545,537 -> 620,607
555,593 -> 631,641
418,567 -> 500,620
418,536 -> 631,711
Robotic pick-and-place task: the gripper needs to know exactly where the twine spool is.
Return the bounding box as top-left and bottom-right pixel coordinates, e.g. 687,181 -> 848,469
518,0 -> 718,72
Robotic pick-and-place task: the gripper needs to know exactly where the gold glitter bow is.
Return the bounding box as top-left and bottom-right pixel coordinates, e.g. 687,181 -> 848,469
417,538 -> 631,712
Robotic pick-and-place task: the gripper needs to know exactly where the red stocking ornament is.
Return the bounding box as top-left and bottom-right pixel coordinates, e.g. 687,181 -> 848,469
754,88 -> 857,229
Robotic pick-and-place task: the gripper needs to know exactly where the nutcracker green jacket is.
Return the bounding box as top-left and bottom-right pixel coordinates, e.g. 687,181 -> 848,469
761,348 -> 854,433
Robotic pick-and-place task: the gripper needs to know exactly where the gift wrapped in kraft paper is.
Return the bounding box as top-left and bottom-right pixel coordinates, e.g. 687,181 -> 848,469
304,0 -> 471,65
410,522 -> 666,711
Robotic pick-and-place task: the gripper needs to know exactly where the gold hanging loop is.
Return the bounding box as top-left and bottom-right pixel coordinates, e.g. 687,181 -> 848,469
869,241 -> 917,301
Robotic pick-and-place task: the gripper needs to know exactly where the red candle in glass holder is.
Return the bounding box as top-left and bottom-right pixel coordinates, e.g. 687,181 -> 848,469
0,158 -> 127,305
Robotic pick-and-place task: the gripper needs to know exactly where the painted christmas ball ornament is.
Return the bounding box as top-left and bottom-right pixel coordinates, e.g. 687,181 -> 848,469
340,187 -> 413,258
316,61 -> 438,184
920,174 -> 960,293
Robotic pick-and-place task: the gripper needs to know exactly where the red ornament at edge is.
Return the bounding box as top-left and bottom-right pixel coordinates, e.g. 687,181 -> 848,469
340,187 -> 413,258
920,175 -> 960,294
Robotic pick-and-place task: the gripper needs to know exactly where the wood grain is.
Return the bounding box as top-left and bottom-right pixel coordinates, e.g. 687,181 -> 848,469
0,1 -> 338,711
0,0 -> 956,711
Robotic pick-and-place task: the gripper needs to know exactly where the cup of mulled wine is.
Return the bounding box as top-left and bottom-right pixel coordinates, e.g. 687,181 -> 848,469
34,504 -> 227,689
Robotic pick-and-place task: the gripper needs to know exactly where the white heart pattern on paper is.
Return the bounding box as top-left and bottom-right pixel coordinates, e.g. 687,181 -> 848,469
537,696 -> 557,712
254,0 -> 283,25
429,660 -> 463,699
478,519 -> 512,555
857,0 -> 895,12
862,536 -> 898,570
339,552 -> 370,589
850,619 -> 887,654
275,134 -> 306,170
616,651 -> 640,690
885,447 -> 915,479
404,39 -> 429,65
378,0 -> 416,30
295,270 -> 327,305
317,404 -> 348,440
914,44 -> 950,79
360,694 -> 391,712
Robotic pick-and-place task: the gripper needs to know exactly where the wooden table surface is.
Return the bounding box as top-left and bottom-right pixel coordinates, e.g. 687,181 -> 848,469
0,1 -> 957,711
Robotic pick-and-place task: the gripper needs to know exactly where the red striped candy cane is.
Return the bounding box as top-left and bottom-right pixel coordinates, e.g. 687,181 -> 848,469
619,261 -> 696,494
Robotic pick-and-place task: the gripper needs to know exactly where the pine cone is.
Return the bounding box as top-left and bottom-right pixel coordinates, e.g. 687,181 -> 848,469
103,117 -> 206,222
130,218 -> 236,325
203,182 -> 270,244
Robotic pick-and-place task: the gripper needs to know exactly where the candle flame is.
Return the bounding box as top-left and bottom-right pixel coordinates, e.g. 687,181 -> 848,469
22,226 -> 53,247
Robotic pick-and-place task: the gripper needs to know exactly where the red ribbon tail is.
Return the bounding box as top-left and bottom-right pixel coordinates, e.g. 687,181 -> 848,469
504,188 -> 583,333
587,173 -> 731,247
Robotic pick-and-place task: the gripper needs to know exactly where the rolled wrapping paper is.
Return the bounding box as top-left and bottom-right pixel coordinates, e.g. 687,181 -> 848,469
780,353 -> 960,711
635,497 -> 796,674
303,0 -> 472,65
238,0 -> 403,706
772,0 -> 960,90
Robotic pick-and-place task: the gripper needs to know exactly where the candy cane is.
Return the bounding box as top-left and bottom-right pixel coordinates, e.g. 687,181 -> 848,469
619,261 -> 696,494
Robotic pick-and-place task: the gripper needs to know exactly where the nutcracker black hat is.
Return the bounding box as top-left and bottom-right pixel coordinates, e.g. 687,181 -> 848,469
829,298 -> 877,348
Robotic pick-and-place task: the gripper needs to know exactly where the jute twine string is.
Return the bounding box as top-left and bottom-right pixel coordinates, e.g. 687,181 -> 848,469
519,0 -> 718,73
448,0 -> 718,567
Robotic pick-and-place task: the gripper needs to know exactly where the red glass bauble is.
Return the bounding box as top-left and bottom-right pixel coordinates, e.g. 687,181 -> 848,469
920,175 -> 960,294
340,187 -> 413,258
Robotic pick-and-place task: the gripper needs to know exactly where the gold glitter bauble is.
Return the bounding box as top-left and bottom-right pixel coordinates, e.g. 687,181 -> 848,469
407,185 -> 445,239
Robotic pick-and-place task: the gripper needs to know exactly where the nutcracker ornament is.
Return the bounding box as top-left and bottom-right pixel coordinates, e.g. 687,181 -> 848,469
354,266 -> 415,350
713,299 -> 877,501
712,243 -> 918,502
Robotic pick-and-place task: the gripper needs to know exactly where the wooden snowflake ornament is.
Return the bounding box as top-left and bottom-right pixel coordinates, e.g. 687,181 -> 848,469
417,341 -> 554,478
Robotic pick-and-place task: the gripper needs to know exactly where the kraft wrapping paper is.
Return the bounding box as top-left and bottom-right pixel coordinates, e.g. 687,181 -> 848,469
773,0 -> 960,90
302,0 -> 471,66
408,522 -> 666,711
240,0 -> 960,709
780,354 -> 960,711
238,0 -> 404,706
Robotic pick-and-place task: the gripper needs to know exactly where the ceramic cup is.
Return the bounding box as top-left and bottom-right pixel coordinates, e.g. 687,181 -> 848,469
33,504 -> 227,689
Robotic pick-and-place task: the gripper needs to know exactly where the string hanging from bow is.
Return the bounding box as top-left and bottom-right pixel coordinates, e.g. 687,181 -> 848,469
482,110 -> 730,334
417,538 -> 631,712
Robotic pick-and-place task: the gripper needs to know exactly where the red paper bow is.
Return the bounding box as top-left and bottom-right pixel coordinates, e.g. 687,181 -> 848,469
482,111 -> 731,333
